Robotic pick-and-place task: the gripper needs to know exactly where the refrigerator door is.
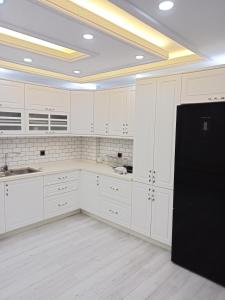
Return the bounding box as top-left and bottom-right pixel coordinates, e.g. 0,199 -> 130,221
172,102 -> 225,287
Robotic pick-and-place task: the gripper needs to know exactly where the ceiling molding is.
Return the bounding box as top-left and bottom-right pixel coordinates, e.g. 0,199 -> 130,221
0,54 -> 202,83
0,27 -> 88,62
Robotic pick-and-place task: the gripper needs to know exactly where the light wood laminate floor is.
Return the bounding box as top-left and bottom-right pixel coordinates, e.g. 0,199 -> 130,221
0,214 -> 224,300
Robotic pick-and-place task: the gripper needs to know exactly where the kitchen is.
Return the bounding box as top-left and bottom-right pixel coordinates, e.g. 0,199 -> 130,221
0,0 -> 225,299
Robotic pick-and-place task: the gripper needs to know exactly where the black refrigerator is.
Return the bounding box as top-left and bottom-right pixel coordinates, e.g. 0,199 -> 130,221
172,102 -> 225,287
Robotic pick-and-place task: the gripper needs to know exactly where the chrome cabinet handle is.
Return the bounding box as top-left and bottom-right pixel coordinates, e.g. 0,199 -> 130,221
58,202 -> 68,207
109,209 -> 119,215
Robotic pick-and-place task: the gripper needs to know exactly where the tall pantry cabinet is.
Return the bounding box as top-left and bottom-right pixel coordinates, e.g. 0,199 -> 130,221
132,75 -> 181,245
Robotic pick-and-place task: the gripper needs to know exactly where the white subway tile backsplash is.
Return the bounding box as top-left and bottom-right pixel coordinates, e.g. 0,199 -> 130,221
0,136 -> 133,168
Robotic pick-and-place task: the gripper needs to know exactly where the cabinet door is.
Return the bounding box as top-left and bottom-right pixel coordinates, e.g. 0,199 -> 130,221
126,87 -> 135,137
26,111 -> 49,134
151,187 -> 173,245
71,91 -> 94,135
131,182 -> 151,236
133,79 -> 157,184
109,88 -> 127,136
94,90 -> 110,135
81,172 -> 100,216
49,113 -> 70,134
0,108 -> 25,135
181,68 -> 225,103
0,79 -> 24,109
0,183 -> 5,234
153,75 -> 181,189
25,84 -> 70,112
5,177 -> 44,232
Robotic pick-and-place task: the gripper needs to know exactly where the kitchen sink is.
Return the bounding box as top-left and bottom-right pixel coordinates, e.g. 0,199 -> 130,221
0,167 -> 40,177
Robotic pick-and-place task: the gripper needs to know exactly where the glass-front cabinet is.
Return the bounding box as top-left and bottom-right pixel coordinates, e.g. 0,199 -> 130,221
26,111 -> 69,134
0,109 -> 25,135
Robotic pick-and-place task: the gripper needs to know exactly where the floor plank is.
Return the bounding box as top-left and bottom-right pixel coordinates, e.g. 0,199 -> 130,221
0,214 -> 224,300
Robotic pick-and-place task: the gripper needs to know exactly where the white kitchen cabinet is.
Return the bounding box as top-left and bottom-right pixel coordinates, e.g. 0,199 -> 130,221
4,177 -> 44,232
151,187 -> 173,246
181,68 -> 225,103
44,192 -> 79,219
109,88 -> 127,136
99,175 -> 132,228
0,79 -> 24,109
153,75 -> 181,189
99,175 -> 132,206
80,171 -> 100,216
26,111 -> 70,134
133,79 -> 157,184
134,75 -> 180,189
109,87 -> 135,137
44,171 -> 80,218
70,91 -> 94,135
94,90 -> 110,135
126,87 -> 135,137
0,108 -> 25,135
101,197 -> 131,228
25,84 -> 70,113
0,183 -> 5,234
131,182 -> 151,236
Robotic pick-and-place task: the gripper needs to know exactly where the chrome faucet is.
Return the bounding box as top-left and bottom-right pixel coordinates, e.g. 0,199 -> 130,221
0,152 -> 21,172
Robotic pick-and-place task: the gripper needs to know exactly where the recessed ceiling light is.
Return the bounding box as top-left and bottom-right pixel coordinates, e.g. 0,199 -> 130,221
0,0 -> 5,4
23,58 -> 32,63
136,55 -> 144,60
83,34 -> 94,40
159,1 -> 174,11
73,70 -> 80,74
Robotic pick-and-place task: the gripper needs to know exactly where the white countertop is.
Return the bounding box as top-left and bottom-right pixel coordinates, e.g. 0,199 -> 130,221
0,159 -> 133,182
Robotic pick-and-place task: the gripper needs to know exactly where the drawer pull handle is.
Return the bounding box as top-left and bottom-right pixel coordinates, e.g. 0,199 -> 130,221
57,186 -> 68,191
108,209 -> 119,215
110,186 -> 119,192
58,202 -> 68,207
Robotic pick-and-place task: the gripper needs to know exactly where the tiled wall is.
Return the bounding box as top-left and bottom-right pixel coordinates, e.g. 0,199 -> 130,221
0,137 -> 82,168
0,136 -> 133,168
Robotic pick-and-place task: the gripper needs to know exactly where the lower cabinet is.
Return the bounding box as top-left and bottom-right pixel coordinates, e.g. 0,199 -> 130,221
131,182 -> 151,236
4,177 -> 44,231
99,175 -> 132,228
44,172 -> 80,219
150,186 -> 173,245
0,170 -> 173,247
0,183 -> 5,234
80,171 -> 100,216
132,182 -> 173,245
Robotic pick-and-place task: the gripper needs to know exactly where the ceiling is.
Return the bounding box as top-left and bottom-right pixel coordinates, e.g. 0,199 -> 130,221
0,0 -> 224,89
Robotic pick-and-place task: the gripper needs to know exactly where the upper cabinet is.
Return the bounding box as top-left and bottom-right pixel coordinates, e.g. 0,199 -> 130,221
25,84 -> 70,113
134,75 -> 181,189
109,86 -> 135,137
133,79 -> 157,185
70,91 -> 94,135
0,183 -> 5,234
181,68 -> 225,103
0,108 -> 25,135
94,87 -> 135,137
94,90 -> 110,135
0,79 -> 24,109
153,76 -> 181,189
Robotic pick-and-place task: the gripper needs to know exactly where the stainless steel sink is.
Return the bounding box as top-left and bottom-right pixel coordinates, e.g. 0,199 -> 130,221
0,167 -> 40,177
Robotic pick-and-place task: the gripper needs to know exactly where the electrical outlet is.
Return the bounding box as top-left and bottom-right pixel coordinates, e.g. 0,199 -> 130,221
117,152 -> 122,158
40,150 -> 45,156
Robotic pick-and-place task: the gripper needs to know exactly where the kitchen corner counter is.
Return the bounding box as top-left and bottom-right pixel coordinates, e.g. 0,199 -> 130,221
0,160 -> 133,182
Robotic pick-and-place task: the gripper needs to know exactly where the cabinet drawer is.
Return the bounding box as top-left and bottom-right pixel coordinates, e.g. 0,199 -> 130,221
44,192 -> 78,219
44,180 -> 79,198
44,171 -> 79,186
101,198 -> 131,228
99,176 -> 132,205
